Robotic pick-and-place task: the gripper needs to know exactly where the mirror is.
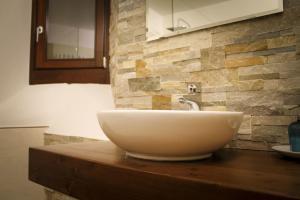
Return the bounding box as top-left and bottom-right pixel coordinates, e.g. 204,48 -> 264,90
46,0 -> 96,59
146,0 -> 283,41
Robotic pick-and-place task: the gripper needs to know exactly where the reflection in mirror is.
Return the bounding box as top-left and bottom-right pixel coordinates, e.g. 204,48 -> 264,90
46,0 -> 95,59
146,0 -> 283,41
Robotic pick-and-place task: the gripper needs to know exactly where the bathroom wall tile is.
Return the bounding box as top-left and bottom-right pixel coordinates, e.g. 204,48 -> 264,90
128,77 -> 160,92
253,46 -> 296,56
283,94 -> 300,105
135,60 -> 151,78
115,96 -> 152,109
110,0 -> 300,150
252,116 -> 297,126
225,56 -> 267,68
267,52 -> 297,64
121,60 -> 136,69
191,69 -> 238,87
201,106 -> 227,111
252,125 -> 289,144
238,115 -> 252,135
225,40 -> 268,55
173,58 -> 202,72
160,81 -> 187,94
117,68 -> 136,74
239,73 -> 280,81
295,26 -> 300,55
234,80 -> 264,91
267,35 -> 296,49
201,47 -> 225,70
201,92 -> 226,103
228,140 -> 269,151
152,95 -> 171,110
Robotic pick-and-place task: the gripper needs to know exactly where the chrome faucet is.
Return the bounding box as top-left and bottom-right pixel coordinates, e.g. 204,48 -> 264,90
178,97 -> 200,111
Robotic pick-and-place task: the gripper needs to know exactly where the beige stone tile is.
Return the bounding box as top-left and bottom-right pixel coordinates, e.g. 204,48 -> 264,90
238,115 -> 252,135
225,40 -> 267,55
191,69 -> 238,87
267,52 -> 297,64
152,95 -> 171,110
252,116 -> 297,126
267,35 -> 296,49
225,56 -> 267,68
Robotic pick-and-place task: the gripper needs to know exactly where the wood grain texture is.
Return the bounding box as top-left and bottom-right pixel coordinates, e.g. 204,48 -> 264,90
29,141 -> 300,200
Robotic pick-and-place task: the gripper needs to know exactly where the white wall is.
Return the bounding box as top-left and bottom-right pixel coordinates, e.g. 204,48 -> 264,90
0,128 -> 46,200
0,0 -> 114,140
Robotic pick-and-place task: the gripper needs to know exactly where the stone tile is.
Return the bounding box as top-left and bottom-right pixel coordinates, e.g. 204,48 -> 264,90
267,52 -> 297,64
252,125 -> 289,144
118,31 -> 134,45
236,134 -> 252,140
211,22 -> 253,47
238,61 -> 300,79
229,104 -> 282,116
160,72 -> 190,82
115,96 -> 152,109
121,60 -> 136,69
116,43 -> 144,57
226,91 -> 284,115
144,47 -> 190,59
201,101 -> 226,107
267,35 -> 296,49
279,78 -> 300,91
114,72 -> 136,98
225,40 -> 267,55
191,69 -> 238,87
201,106 -> 227,111
234,80 -> 264,91
238,115 -> 252,135
201,46 -> 225,70
117,68 -> 136,74
252,116 -> 297,126
128,77 -> 160,92
110,0 -> 300,151
226,52 -> 254,60
283,105 -> 300,116
201,85 -> 236,93
225,56 -> 267,68
160,81 -> 187,94
152,95 -> 171,110
263,80 -> 280,90
226,91 -> 283,107
201,92 -> 226,102
253,46 -> 296,56
255,30 -> 281,41
239,73 -> 280,81
135,60 -> 150,78
173,58 -> 201,72
44,134 -> 97,146
228,140 -> 269,151
283,95 -> 300,105
296,26 -> 300,55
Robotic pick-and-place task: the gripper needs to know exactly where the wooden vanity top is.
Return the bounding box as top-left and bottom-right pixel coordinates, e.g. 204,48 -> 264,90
29,141 -> 300,200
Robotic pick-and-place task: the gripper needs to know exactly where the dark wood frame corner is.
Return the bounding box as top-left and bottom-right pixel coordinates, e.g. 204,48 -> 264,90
29,0 -> 110,84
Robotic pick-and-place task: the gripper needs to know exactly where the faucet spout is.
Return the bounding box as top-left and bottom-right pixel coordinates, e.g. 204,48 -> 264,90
178,97 -> 200,111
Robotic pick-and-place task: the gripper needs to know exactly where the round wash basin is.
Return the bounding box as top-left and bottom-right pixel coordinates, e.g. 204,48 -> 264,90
97,110 -> 243,161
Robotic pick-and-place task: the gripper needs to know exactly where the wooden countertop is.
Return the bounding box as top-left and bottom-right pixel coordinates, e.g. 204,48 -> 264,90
29,141 -> 300,200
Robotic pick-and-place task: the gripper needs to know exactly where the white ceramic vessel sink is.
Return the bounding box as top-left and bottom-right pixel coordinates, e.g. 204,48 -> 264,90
97,110 -> 243,161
